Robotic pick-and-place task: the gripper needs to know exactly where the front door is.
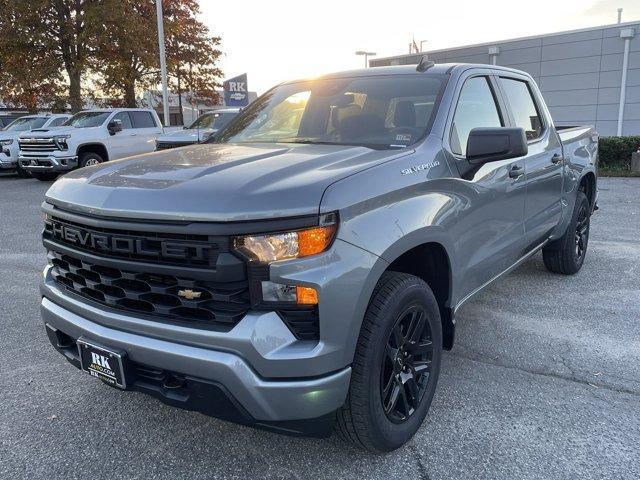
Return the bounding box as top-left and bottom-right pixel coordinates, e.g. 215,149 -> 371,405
108,112 -> 137,160
446,74 -> 528,301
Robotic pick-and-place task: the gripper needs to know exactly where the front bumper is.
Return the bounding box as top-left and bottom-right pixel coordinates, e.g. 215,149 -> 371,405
41,293 -> 350,433
19,154 -> 78,171
0,145 -> 18,170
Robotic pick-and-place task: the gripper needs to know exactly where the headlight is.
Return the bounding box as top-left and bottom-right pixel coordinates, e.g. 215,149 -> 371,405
235,212 -> 338,263
53,135 -> 70,150
0,139 -> 13,146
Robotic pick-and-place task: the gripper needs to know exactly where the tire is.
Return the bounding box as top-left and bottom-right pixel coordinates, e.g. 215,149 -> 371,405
542,190 -> 590,275
16,164 -> 29,178
79,152 -> 104,168
31,172 -> 60,182
336,272 -> 442,452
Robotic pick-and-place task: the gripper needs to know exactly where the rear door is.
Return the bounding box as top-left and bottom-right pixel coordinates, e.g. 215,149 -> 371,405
444,71 -> 528,300
130,111 -> 163,155
496,75 -> 563,246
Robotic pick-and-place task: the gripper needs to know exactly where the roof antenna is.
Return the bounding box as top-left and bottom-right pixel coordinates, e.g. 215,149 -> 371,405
416,56 -> 435,72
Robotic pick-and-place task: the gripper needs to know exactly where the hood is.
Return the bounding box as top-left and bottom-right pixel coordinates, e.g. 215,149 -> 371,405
0,130 -> 23,141
20,126 -> 97,138
157,128 -> 216,143
45,142 -> 412,222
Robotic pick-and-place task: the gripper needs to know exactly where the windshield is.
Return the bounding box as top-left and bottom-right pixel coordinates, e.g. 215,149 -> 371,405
188,112 -> 237,130
214,75 -> 446,149
5,117 -> 47,132
63,111 -> 111,128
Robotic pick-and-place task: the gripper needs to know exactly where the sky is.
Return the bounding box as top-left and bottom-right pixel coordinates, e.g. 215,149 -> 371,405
199,0 -> 640,95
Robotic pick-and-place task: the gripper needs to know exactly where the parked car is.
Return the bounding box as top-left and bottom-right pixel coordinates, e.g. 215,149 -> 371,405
0,113 -> 27,129
18,108 -> 163,181
0,114 -> 71,177
155,108 -> 241,150
38,63 -> 597,452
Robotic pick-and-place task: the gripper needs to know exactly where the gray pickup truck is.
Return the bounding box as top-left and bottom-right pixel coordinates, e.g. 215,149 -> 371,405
39,62 -> 597,452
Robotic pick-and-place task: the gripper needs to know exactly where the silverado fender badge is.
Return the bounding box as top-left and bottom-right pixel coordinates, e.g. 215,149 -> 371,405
401,161 -> 440,175
178,289 -> 202,300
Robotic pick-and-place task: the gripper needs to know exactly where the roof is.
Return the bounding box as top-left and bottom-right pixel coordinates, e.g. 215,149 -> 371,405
283,63 -> 531,84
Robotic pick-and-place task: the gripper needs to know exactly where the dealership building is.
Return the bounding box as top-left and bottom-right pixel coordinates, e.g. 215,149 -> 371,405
371,20 -> 640,136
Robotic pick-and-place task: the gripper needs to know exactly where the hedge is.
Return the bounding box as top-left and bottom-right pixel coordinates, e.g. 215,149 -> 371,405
598,136 -> 640,173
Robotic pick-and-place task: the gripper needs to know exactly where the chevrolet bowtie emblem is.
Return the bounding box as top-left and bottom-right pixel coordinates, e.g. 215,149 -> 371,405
178,289 -> 202,300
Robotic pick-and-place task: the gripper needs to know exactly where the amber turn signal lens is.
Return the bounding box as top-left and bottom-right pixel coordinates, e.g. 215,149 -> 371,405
296,286 -> 318,305
298,224 -> 337,258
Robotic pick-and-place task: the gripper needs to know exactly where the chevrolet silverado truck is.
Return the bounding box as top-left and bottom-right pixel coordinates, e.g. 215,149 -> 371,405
155,108 -> 241,150
39,62 -> 598,452
0,114 -> 70,177
19,108 -> 163,181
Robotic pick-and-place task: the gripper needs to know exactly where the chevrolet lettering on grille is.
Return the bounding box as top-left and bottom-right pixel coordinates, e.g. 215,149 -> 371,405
50,220 -> 213,261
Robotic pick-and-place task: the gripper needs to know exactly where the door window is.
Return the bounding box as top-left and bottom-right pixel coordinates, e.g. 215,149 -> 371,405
130,111 -> 157,129
112,112 -> 133,129
47,117 -> 67,127
499,78 -> 543,140
450,77 -> 503,155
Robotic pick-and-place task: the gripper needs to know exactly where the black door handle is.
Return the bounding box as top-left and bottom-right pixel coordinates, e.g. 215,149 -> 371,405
551,154 -> 563,164
509,164 -> 524,178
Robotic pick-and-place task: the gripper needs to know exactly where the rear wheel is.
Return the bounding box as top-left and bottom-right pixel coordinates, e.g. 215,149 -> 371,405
542,190 -> 590,275
335,272 -> 442,452
31,172 -> 59,182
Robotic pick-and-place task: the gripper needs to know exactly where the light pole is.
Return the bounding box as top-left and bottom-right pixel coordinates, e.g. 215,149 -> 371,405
355,50 -> 376,68
420,40 -> 428,52
156,0 -> 170,126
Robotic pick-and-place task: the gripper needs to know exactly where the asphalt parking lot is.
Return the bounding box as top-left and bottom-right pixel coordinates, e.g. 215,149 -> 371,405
0,175 -> 638,480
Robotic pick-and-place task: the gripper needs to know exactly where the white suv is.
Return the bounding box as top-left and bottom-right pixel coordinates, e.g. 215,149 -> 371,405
0,114 -> 70,177
18,108 -> 163,181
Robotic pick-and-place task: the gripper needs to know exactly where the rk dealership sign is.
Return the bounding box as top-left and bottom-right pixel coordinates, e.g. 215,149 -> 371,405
223,73 -> 249,107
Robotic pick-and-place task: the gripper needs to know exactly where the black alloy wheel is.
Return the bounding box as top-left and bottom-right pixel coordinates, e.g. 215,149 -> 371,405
574,200 -> 589,262
380,305 -> 433,423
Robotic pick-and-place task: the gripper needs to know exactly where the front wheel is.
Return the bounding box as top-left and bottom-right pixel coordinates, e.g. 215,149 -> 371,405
335,272 -> 442,452
79,152 -> 104,168
542,190 -> 590,275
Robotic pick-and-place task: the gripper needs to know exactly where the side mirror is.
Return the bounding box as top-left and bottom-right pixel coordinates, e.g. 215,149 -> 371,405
466,127 -> 527,165
107,119 -> 123,135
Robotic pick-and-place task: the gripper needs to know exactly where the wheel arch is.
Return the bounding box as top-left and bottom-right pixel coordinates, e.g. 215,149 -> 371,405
77,143 -> 109,163
362,229 -> 458,351
579,171 -> 596,212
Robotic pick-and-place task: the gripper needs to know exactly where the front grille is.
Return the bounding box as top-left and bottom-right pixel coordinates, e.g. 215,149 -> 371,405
44,215 -> 228,269
19,138 -> 59,152
156,141 -> 195,150
48,250 -> 251,329
44,210 -> 320,341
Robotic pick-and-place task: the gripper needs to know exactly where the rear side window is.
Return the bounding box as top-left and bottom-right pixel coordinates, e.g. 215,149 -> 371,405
500,78 -> 543,140
131,111 -> 157,128
450,76 -> 503,155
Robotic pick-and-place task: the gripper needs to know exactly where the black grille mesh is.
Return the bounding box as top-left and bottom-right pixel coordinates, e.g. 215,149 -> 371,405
49,250 -> 250,329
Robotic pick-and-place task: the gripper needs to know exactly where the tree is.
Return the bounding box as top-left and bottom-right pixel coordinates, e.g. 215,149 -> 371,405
92,0 -> 222,112
89,0 -> 159,107
0,0 -> 63,111
165,0 -> 223,121
45,0 -> 95,112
